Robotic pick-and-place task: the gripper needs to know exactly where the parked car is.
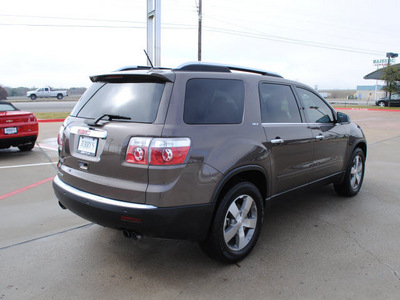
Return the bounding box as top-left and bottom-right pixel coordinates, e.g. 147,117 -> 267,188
0,100 -> 38,151
375,94 -> 400,107
27,87 -> 68,100
53,62 -> 367,263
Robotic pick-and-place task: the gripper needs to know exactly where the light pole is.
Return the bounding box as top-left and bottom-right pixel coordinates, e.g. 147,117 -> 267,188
197,0 -> 202,61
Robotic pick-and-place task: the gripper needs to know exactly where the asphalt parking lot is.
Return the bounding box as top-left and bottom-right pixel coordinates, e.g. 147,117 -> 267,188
1,109 -> 400,299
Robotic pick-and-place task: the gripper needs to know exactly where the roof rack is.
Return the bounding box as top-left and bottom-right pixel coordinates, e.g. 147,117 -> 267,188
173,62 -> 283,78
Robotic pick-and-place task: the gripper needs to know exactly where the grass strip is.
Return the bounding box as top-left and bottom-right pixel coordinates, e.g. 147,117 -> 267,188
35,112 -> 70,119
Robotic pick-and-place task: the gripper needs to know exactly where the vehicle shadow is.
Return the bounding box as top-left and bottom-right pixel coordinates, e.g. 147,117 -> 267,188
0,147 -> 32,157
75,183 -> 362,294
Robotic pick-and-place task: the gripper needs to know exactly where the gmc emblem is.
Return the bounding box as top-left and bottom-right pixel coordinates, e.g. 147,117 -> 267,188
77,129 -> 91,136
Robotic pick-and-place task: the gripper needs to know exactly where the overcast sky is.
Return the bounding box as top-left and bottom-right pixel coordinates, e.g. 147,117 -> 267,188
1,0 -> 398,89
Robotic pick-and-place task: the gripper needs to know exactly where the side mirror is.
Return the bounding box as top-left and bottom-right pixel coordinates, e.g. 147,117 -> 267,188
337,112 -> 350,124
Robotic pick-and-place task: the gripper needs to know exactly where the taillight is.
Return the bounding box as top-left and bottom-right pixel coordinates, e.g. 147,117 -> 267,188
125,137 -> 191,165
125,137 -> 151,164
57,126 -> 64,150
150,138 -> 191,165
28,114 -> 37,122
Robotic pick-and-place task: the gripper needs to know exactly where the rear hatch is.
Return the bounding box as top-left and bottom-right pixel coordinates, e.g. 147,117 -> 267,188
58,72 -> 174,204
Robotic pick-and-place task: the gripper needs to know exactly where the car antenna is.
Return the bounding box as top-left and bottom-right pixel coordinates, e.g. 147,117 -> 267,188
143,50 -> 154,69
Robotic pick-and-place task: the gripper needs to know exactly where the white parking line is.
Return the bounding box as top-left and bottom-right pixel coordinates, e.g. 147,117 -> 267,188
36,143 -> 58,151
0,162 -> 56,169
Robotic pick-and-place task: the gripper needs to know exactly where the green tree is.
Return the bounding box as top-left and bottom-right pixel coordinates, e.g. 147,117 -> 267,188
0,85 -> 8,100
382,65 -> 400,107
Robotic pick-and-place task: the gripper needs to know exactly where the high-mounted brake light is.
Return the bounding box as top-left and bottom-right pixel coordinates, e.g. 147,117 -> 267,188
125,137 -> 191,165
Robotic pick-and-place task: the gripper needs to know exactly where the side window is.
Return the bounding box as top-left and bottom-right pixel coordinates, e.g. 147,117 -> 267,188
259,83 -> 302,123
184,79 -> 244,124
297,88 -> 334,123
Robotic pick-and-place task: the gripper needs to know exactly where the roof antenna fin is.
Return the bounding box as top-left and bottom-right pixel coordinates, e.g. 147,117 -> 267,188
144,50 -> 154,69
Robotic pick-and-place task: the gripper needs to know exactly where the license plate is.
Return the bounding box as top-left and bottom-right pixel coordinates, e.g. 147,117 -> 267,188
77,136 -> 98,156
4,127 -> 17,135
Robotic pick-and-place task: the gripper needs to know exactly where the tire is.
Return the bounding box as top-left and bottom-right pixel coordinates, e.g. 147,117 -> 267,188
57,94 -> 63,100
334,148 -> 365,197
18,142 -> 35,151
199,181 -> 264,263
30,94 -> 37,100
378,101 -> 386,107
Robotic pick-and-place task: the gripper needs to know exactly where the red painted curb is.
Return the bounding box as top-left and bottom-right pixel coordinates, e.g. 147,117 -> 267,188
336,107 -> 400,112
38,119 -> 65,123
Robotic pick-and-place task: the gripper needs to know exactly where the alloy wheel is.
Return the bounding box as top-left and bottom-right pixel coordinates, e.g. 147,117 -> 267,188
223,194 -> 258,251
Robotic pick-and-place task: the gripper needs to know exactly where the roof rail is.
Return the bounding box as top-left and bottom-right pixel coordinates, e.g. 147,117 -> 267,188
174,62 -> 283,78
115,65 -> 171,72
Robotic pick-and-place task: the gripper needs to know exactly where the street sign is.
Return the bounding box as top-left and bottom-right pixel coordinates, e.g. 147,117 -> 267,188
373,58 -> 396,67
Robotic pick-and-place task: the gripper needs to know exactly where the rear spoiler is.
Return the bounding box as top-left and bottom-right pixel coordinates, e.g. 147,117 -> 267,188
90,70 -> 175,83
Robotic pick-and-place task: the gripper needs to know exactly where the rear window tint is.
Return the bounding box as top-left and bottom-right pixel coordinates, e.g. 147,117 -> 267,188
72,82 -> 165,123
184,79 -> 244,124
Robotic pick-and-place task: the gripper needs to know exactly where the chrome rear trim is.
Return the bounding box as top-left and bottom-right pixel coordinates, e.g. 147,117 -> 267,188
70,126 -> 108,139
53,176 -> 157,210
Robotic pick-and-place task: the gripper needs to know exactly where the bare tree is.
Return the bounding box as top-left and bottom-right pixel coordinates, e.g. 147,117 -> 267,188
0,85 -> 8,100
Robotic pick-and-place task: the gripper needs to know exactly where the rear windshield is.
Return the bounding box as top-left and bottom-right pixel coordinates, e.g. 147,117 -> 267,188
71,82 -> 165,123
0,103 -> 18,112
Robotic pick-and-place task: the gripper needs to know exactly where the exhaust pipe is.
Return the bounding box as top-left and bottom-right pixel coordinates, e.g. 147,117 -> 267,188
123,229 -> 142,241
58,201 -> 67,210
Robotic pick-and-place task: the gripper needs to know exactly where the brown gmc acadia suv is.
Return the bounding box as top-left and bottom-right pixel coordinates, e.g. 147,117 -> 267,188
53,62 -> 367,263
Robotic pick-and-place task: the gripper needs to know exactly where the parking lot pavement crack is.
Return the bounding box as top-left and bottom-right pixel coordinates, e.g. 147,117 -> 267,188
368,135 -> 400,146
277,205 -> 400,281
36,143 -> 58,171
0,223 -> 93,251
338,225 -> 400,281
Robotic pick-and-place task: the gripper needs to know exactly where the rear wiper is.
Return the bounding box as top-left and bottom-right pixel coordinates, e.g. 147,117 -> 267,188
85,114 -> 131,126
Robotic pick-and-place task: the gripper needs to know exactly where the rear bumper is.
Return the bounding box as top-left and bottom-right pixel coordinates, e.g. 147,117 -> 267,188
53,176 -> 214,241
0,135 -> 37,149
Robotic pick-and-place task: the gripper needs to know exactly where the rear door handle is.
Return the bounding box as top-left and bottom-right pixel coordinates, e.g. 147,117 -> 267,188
271,138 -> 284,144
315,135 -> 324,140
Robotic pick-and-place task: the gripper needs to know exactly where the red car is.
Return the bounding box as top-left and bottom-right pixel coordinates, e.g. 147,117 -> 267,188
0,100 -> 38,151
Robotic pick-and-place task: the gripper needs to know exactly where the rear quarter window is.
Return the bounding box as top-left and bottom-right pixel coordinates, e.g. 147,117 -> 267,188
184,79 -> 244,124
